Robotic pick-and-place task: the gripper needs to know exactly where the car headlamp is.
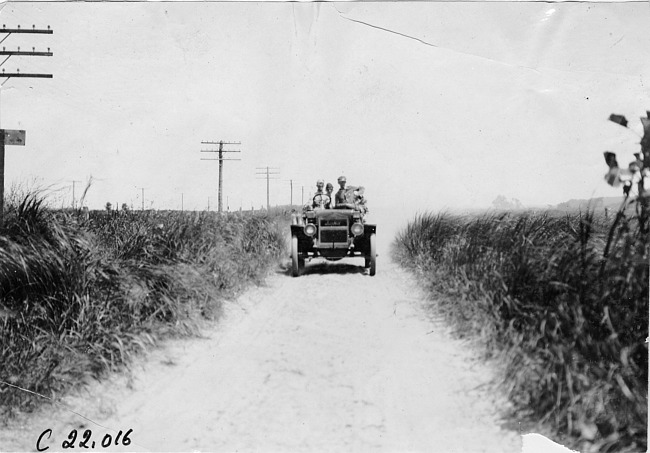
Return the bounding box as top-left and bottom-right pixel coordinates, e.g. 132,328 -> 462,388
304,223 -> 317,237
351,223 -> 364,236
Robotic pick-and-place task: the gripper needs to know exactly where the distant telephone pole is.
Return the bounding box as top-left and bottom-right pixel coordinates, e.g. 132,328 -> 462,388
0,24 -> 53,225
139,187 -> 145,211
71,180 -> 81,210
283,178 -> 297,206
201,140 -> 241,213
255,166 -> 279,211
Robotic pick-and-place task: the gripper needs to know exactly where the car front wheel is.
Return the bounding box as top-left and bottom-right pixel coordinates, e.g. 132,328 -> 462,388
291,235 -> 300,277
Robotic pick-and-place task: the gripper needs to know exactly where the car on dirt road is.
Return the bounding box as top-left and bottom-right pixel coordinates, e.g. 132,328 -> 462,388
290,193 -> 376,277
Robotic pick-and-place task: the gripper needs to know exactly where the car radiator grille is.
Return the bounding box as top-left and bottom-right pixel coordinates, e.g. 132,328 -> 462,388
320,229 -> 348,243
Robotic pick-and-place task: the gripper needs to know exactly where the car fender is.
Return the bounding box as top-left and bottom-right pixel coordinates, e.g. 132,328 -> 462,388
353,224 -> 376,253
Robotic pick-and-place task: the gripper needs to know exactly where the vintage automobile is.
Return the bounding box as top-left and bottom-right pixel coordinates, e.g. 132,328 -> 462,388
290,193 -> 376,277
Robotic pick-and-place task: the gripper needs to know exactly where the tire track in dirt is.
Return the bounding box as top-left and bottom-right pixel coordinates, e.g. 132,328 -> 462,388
1,256 -> 521,452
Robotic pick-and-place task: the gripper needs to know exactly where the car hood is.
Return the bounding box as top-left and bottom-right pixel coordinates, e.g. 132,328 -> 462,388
312,209 -> 356,220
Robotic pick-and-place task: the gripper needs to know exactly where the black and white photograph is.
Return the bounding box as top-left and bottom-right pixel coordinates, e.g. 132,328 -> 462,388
0,1 -> 648,452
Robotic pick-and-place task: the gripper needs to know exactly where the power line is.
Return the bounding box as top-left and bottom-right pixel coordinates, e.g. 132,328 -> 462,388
200,140 -> 241,213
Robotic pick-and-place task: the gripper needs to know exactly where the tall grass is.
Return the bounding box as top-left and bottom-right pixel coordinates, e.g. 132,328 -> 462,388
393,209 -> 647,452
0,195 -> 288,419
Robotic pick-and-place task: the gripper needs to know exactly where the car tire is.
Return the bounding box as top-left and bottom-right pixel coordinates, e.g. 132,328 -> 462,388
291,235 -> 300,277
369,233 -> 376,276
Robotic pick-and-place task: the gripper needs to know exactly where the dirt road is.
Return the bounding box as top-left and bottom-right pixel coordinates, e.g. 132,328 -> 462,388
2,248 -> 521,452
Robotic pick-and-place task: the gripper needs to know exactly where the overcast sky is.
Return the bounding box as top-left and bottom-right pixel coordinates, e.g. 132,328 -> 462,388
1,1 -> 649,217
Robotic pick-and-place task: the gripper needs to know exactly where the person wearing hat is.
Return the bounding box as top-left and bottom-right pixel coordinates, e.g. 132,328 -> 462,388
335,176 -> 368,215
335,176 -> 348,206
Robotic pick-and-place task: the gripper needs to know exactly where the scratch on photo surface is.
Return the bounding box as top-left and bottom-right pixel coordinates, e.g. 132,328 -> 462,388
330,4 -> 639,78
331,5 -> 439,50
330,4 -> 543,75
1,379 -> 152,450
1,380 -> 112,432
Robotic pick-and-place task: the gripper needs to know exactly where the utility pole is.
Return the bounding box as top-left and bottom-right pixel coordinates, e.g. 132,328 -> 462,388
0,24 -> 53,225
283,179 -> 296,207
139,187 -> 145,211
181,193 -> 184,212
71,180 -> 81,210
200,140 -> 240,213
255,166 -> 280,211
289,180 -> 293,206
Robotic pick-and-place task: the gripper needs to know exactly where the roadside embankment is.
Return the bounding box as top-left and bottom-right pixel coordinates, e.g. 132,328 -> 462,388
392,210 -> 648,453
0,193 -> 288,420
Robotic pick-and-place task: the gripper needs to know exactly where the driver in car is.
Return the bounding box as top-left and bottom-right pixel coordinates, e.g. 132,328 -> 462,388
312,179 -> 330,209
315,179 -> 325,195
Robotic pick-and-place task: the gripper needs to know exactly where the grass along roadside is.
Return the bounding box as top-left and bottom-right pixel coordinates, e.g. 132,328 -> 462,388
0,193 -> 288,421
392,210 -> 648,453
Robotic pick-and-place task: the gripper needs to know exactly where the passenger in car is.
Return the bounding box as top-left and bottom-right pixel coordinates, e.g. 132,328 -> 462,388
325,183 -> 334,209
335,176 -> 348,206
335,175 -> 367,214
